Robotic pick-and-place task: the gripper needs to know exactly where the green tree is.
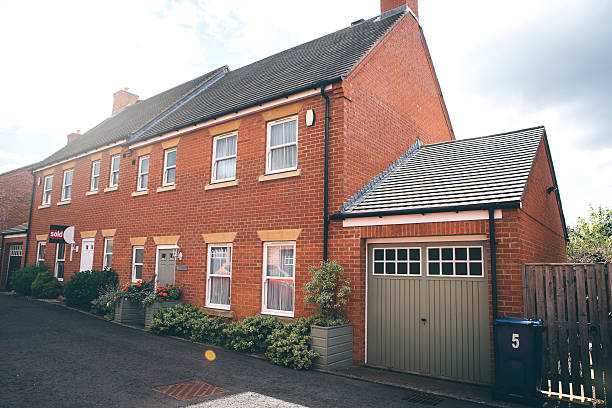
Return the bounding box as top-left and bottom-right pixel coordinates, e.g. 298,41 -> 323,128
567,205 -> 612,263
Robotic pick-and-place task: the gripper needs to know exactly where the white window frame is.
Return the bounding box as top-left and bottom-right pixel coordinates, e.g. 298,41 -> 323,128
109,155 -> 120,187
211,133 -> 237,183
90,160 -> 100,191
103,237 -> 114,269
132,246 -> 144,282
55,243 -> 65,281
372,247 -> 422,276
426,246 -> 485,278
42,175 -> 53,205
261,241 -> 296,317
162,148 -> 177,187
206,244 -> 232,310
265,116 -> 298,175
61,169 -> 73,202
137,156 -> 149,191
36,241 -> 46,266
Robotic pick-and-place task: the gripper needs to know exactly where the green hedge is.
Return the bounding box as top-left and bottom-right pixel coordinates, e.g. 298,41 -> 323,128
64,269 -> 118,310
149,304 -> 318,370
31,271 -> 63,299
9,265 -> 49,296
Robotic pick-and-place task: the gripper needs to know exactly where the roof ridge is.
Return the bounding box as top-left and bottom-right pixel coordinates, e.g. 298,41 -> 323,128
341,139 -> 422,213
423,126 -> 545,148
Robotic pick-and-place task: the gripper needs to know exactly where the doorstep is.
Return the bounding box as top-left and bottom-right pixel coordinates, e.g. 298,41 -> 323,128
321,365 -> 530,408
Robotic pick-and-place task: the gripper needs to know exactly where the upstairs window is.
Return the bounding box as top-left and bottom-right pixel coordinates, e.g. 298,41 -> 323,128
109,155 -> 120,187
266,117 -> 297,174
42,175 -> 53,205
163,148 -> 176,186
212,133 -> 237,183
137,156 -> 149,191
90,160 -> 100,191
61,169 -> 73,201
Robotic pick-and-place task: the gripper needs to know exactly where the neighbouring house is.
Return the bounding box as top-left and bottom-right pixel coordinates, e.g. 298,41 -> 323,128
25,0 -> 567,385
0,165 -> 33,288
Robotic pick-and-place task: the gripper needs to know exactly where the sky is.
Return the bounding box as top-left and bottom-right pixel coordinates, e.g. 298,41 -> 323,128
0,0 -> 610,226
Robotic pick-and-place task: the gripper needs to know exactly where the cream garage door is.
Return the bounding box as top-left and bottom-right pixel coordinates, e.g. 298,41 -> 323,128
367,242 -> 491,384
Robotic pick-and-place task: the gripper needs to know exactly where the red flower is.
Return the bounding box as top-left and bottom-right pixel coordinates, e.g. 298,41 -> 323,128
162,293 -> 168,297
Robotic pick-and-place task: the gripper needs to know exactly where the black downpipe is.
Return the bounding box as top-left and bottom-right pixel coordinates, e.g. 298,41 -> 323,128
0,234 -> 5,287
23,170 -> 36,267
321,87 -> 330,261
488,208 -> 498,320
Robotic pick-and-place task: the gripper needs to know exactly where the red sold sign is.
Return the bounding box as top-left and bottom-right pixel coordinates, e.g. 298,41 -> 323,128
49,225 -> 68,243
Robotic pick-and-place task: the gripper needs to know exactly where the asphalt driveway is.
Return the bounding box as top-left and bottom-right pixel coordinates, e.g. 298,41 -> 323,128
0,294 -> 486,407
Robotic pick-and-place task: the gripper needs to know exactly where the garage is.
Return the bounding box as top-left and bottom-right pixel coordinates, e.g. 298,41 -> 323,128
366,241 -> 491,384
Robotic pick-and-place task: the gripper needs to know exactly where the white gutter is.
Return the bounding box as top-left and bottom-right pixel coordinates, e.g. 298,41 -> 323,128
129,84 -> 334,150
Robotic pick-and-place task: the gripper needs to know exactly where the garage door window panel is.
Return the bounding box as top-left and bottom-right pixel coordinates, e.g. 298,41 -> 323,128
373,247 -> 421,276
427,246 -> 484,277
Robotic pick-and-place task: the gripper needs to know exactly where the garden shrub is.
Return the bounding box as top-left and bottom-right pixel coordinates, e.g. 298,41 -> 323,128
31,271 -> 63,299
149,304 -> 204,338
191,316 -> 229,346
224,315 -> 282,353
9,265 -> 49,296
90,285 -> 120,319
265,317 -> 319,370
64,269 -> 118,310
304,261 -> 350,326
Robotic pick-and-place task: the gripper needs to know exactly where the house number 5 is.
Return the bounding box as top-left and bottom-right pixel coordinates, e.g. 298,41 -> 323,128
512,333 -> 520,349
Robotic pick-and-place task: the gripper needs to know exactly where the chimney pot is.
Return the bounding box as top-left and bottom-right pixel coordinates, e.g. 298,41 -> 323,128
112,88 -> 139,114
380,0 -> 418,18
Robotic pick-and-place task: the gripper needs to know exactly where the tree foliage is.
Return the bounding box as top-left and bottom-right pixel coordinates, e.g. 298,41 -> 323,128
304,261 -> 350,325
567,205 -> 612,263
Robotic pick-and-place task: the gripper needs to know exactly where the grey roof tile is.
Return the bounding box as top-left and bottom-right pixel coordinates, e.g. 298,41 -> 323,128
1,222 -> 28,235
339,127 -> 545,216
133,11 -> 404,141
37,66 -> 229,167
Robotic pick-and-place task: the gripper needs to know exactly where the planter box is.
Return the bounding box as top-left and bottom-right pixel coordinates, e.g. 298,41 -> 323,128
144,299 -> 183,329
114,298 -> 145,326
311,324 -> 353,369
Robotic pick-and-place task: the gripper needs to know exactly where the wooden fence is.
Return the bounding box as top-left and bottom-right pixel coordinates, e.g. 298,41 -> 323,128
523,264 -> 611,406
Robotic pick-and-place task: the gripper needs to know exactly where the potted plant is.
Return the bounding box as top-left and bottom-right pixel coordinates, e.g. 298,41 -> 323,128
114,279 -> 152,326
304,260 -> 353,369
143,284 -> 183,329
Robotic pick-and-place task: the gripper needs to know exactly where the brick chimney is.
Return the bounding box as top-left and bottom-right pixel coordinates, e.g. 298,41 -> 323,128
112,87 -> 139,114
67,129 -> 81,144
380,0 -> 418,18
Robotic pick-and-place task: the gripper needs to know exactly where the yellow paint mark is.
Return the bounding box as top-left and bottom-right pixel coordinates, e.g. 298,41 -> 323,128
204,350 -> 216,361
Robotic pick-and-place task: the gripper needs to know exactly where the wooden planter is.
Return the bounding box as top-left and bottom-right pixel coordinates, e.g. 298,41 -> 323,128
114,298 -> 145,326
311,324 -> 353,369
144,299 -> 183,329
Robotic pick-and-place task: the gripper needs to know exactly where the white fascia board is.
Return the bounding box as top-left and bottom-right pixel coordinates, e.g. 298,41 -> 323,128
129,85 -> 333,150
342,209 -> 502,228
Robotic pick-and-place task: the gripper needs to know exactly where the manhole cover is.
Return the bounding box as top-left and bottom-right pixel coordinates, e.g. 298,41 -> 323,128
401,390 -> 444,406
153,380 -> 228,401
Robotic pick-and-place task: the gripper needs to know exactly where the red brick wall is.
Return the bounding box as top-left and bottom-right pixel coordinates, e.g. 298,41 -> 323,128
28,94 -> 333,319
338,13 -> 453,211
0,166 -> 32,232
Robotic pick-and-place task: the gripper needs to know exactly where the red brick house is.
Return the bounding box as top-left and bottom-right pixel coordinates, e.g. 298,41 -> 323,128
0,165 -> 33,288
25,0 -> 566,384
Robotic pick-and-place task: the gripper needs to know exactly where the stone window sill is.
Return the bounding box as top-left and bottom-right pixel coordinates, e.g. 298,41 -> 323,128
258,169 -> 301,182
201,307 -> 234,318
157,184 -> 177,193
260,314 -> 295,324
38,204 -> 51,210
205,180 -> 239,190
85,190 -> 98,196
131,190 -> 148,197
104,186 -> 119,193
57,201 -> 71,206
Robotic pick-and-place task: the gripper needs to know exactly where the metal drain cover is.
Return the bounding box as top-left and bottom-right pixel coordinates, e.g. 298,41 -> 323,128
153,380 -> 228,401
401,390 -> 444,406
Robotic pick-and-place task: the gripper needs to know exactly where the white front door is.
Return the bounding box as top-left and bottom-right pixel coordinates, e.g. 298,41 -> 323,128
80,238 -> 95,271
